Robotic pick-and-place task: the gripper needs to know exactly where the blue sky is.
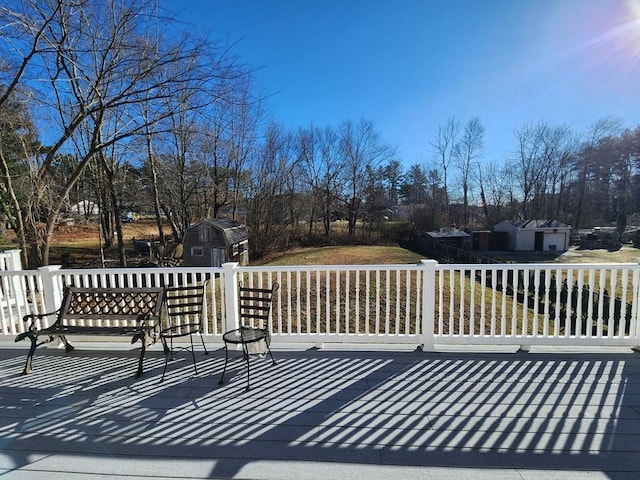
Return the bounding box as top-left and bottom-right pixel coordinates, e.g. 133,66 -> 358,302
165,0 -> 640,167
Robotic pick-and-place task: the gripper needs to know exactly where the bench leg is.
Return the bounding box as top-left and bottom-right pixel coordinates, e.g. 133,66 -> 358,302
60,335 -> 74,353
130,330 -> 150,378
135,336 -> 146,378
15,332 -> 37,375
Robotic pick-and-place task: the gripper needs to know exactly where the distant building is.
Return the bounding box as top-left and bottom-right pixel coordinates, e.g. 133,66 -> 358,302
494,219 -> 571,252
182,218 -> 249,267
471,230 -> 509,251
69,200 -> 98,216
425,227 -> 470,249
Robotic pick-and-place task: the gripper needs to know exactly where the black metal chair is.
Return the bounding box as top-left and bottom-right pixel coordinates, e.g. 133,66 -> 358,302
159,282 -> 209,381
218,282 -> 279,391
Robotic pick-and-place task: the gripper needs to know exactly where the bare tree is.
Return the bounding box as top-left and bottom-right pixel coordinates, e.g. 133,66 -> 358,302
0,0 -> 225,266
202,73 -> 261,220
225,75 -> 262,222
298,125 -> 343,236
430,117 -> 460,223
513,120 -> 573,220
475,160 -> 514,228
246,122 -> 298,258
455,117 -> 484,228
338,118 -> 394,236
145,48 -> 257,244
572,117 -> 622,228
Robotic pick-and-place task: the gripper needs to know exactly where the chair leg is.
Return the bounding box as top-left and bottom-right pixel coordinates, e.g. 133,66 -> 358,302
189,335 -> 197,375
161,345 -> 170,382
169,336 -> 175,360
160,336 -> 169,355
266,343 -> 276,366
199,332 -> 208,355
161,336 -> 173,382
242,343 -> 251,391
217,340 -> 274,391
218,343 -> 229,385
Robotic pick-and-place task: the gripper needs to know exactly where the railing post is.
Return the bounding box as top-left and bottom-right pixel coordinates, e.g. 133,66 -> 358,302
4,249 -> 26,307
221,262 -> 240,333
632,260 -> 640,350
421,259 -> 437,351
38,265 -> 63,316
6,249 -> 22,271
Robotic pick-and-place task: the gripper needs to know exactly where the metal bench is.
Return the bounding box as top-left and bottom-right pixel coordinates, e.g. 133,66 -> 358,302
15,286 -> 164,378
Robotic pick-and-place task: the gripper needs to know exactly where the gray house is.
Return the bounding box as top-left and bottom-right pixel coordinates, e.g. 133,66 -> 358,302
494,219 -> 571,252
182,218 -> 249,267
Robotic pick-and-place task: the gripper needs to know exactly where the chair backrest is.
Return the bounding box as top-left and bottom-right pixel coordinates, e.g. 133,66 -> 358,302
163,283 -> 207,329
238,283 -> 279,329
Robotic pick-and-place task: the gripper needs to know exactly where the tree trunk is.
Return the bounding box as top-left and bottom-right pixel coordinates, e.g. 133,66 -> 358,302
146,134 -> 166,247
347,197 -> 360,236
109,183 -> 126,267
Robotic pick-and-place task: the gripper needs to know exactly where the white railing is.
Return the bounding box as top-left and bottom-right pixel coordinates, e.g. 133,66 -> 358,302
0,260 -> 639,350
435,263 -> 640,348
0,269 -> 46,334
232,261 -> 430,346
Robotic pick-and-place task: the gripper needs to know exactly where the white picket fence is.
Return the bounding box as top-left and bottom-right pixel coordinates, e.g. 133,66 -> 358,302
1,259 -> 639,350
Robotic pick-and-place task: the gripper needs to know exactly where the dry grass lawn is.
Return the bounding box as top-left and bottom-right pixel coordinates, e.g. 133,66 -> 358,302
552,245 -> 640,264
260,244 -> 640,267
259,245 -> 424,266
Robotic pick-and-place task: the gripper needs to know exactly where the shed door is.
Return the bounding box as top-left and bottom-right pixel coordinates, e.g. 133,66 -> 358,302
211,248 -> 226,267
534,232 -> 544,251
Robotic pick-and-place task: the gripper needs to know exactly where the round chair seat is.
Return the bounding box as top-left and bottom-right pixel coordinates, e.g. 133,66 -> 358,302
222,327 -> 268,344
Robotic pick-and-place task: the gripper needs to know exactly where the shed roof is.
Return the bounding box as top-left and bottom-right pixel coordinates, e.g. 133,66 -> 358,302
499,219 -> 571,229
189,218 -> 248,244
426,229 -> 470,239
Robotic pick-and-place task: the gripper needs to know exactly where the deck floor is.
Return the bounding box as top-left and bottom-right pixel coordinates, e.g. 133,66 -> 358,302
1,341 -> 639,479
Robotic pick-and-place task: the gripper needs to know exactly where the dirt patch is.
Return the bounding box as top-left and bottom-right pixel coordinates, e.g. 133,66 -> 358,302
54,220 -> 162,246
50,220 -> 170,267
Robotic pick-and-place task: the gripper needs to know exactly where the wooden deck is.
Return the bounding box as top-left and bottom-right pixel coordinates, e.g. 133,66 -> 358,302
1,341 -> 639,479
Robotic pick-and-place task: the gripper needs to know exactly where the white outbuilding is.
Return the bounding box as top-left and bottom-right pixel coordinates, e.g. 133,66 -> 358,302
493,219 -> 571,252
69,200 -> 99,216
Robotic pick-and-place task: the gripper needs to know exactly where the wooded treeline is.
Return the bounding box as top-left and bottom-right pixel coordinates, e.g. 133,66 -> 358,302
1,1 -> 639,268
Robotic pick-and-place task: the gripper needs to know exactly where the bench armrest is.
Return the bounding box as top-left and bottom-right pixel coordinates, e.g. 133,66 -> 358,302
22,311 -> 59,331
137,314 -> 162,333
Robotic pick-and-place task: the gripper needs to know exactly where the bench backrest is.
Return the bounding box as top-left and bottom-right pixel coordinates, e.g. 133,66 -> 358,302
59,287 -> 164,326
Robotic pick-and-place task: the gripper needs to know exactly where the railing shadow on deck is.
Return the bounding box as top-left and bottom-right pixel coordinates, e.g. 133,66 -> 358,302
0,345 -> 639,479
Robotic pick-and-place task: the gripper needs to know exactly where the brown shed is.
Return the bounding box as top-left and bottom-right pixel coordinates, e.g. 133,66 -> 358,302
182,218 -> 249,267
